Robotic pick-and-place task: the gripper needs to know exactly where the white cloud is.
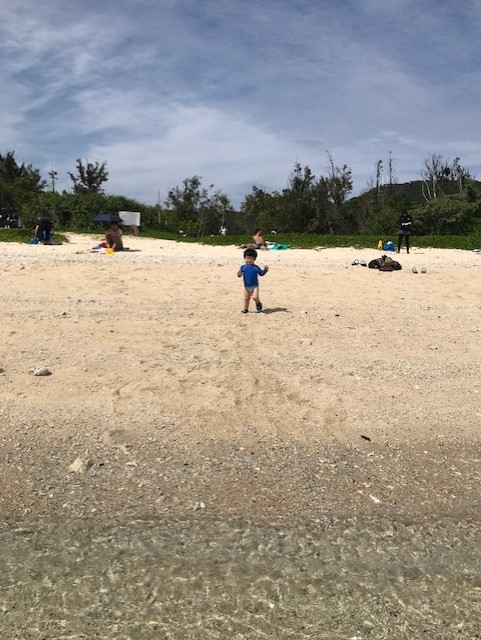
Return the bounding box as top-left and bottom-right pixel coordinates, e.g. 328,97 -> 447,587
1,0 -> 481,207
87,104 -> 302,204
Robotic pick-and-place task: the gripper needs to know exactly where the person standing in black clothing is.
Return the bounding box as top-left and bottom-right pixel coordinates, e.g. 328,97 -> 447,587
397,208 -> 413,253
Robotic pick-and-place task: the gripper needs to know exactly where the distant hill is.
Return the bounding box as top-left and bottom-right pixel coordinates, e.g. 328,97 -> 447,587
352,179 -> 481,206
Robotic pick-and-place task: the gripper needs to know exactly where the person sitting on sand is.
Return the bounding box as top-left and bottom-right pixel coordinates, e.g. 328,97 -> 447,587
105,222 -> 124,252
6,211 -> 19,229
250,228 -> 268,250
35,216 -> 52,244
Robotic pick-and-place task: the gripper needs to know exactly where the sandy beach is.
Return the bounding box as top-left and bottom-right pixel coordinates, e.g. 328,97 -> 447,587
0,233 -> 480,519
0,234 -> 480,638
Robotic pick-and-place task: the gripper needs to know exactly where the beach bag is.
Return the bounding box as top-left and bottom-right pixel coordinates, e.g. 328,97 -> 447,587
369,255 -> 400,270
382,255 -> 402,270
378,260 -> 394,271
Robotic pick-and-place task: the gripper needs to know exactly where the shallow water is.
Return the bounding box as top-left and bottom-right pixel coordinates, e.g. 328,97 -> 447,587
1,514 -> 479,639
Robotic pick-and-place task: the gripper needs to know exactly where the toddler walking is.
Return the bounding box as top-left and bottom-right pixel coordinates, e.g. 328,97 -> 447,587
237,248 -> 269,313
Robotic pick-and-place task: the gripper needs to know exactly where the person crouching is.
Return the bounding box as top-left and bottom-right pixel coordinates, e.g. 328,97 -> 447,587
105,222 -> 124,251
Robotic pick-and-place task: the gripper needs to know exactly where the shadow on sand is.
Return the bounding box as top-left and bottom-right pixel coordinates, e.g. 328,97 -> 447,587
262,307 -> 288,314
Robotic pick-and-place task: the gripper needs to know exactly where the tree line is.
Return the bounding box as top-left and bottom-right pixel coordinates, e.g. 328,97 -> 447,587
1,149 -> 480,236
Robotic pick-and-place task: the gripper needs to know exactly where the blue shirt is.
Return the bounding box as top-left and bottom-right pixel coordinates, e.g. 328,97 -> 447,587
239,264 -> 267,287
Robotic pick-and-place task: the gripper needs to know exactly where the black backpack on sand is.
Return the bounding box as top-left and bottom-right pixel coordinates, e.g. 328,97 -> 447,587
368,255 -> 402,271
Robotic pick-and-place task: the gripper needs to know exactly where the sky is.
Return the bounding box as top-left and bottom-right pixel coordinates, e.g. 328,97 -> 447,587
2,0 -> 481,207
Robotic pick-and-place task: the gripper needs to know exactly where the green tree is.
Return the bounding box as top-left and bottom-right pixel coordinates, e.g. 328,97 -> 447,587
213,192 -> 236,230
164,176 -> 233,236
420,153 -> 472,201
321,152 -> 353,233
446,157 -> 472,192
19,190 -> 157,231
282,164 -> 332,233
349,155 -> 407,234
0,150 -> 46,209
0,150 -> 45,190
241,159 -> 351,234
68,158 -> 109,194
281,163 -> 317,232
240,186 -> 285,232
413,192 -> 481,234
349,159 -> 384,233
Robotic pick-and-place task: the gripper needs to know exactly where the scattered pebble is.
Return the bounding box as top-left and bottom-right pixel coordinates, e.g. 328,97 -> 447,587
68,457 -> 93,474
32,367 -> 52,376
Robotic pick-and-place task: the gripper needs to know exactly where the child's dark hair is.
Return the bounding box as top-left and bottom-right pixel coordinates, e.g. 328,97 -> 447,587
244,248 -> 258,258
